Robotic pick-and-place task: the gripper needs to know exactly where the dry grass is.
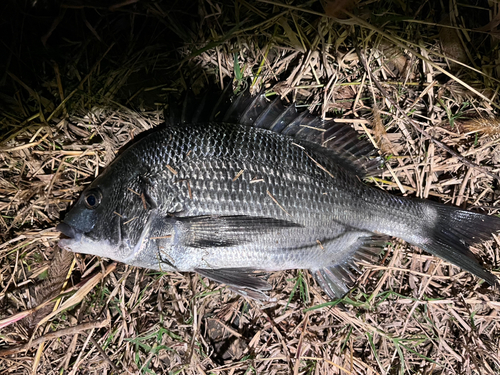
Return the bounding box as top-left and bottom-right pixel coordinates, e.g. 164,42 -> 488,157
1,0 -> 500,374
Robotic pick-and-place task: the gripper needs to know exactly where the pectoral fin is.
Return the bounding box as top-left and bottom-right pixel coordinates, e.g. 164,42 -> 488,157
174,215 -> 302,249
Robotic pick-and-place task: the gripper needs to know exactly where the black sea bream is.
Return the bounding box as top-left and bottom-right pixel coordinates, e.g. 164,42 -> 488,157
57,93 -> 499,299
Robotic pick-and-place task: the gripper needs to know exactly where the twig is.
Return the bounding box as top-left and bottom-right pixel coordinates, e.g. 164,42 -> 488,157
0,320 -> 110,357
89,336 -> 120,372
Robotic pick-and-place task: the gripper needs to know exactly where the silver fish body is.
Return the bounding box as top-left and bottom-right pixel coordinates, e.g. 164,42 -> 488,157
57,95 -> 499,299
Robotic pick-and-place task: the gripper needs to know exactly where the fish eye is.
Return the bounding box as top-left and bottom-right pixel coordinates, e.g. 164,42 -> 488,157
83,188 -> 102,210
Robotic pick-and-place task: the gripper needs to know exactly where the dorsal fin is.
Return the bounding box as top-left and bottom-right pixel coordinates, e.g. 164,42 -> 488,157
165,88 -> 383,177
226,92 -> 383,178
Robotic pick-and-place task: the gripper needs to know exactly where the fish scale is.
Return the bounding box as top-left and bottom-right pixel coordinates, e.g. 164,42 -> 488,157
57,93 -> 500,300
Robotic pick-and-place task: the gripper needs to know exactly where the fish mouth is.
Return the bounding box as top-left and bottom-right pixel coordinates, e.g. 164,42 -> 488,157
56,222 -> 82,240
57,221 -> 114,257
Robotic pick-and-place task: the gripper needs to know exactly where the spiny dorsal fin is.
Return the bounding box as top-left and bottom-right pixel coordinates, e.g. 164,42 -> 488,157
227,92 -> 383,178
165,88 -> 384,177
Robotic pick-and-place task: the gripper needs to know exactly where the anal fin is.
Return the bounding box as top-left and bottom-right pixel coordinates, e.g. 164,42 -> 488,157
311,236 -> 386,300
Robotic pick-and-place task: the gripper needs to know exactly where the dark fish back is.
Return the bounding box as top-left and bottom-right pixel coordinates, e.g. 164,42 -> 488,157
166,89 -> 383,178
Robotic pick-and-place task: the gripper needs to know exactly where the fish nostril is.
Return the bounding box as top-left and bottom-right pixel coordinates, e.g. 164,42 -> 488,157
56,222 -> 77,238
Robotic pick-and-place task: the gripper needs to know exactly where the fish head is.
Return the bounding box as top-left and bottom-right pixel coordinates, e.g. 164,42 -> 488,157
57,165 -> 133,261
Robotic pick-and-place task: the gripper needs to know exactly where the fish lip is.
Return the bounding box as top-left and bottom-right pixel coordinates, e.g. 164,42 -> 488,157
56,222 -> 82,240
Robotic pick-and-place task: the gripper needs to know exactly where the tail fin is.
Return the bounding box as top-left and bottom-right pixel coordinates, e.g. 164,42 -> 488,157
417,203 -> 499,285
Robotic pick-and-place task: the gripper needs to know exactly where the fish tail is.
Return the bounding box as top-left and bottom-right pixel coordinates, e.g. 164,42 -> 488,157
412,202 -> 499,285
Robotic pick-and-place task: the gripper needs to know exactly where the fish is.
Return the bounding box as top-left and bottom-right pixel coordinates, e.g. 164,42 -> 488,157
56,91 -> 500,300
